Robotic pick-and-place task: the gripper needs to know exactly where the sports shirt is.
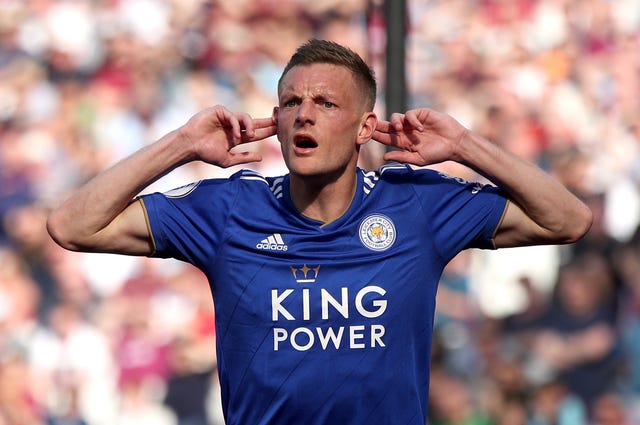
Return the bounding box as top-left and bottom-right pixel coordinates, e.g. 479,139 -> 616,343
141,164 -> 508,424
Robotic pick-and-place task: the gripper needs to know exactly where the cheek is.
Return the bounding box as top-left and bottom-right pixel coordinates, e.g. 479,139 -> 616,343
275,112 -> 294,138
276,122 -> 288,143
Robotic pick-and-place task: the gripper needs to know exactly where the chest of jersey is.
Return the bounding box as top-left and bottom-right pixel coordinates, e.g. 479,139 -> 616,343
208,190 -> 441,358
141,166 -> 506,424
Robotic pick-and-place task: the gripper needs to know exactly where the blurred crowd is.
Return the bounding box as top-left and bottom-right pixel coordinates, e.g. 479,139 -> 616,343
0,0 -> 639,424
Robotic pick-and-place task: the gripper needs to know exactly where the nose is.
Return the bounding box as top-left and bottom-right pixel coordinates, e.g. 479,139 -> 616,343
295,99 -> 315,125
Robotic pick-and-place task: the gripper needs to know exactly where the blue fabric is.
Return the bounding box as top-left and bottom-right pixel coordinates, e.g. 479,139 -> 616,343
141,164 -> 507,425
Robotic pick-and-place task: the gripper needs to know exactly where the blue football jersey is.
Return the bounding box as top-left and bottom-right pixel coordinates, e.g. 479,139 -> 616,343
140,164 -> 508,425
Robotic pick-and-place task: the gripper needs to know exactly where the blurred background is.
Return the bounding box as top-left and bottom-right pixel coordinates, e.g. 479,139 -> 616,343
0,0 -> 639,424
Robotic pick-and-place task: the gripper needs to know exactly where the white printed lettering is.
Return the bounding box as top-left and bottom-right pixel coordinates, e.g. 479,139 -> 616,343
302,288 -> 310,321
350,325 -> 365,348
316,327 -> 344,350
273,328 -> 288,351
290,327 -> 314,351
272,289 -> 295,321
321,288 -> 349,319
371,324 -> 386,347
355,286 -> 387,318
270,285 -> 389,351
272,325 -> 386,351
271,286 -> 388,321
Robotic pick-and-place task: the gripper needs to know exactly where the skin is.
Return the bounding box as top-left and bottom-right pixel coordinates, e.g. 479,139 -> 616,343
373,108 -> 593,247
274,63 -> 376,223
46,62 -> 592,256
47,107 -> 277,255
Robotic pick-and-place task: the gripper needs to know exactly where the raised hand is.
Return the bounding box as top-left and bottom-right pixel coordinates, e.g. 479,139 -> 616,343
372,108 -> 468,167
178,105 -> 278,168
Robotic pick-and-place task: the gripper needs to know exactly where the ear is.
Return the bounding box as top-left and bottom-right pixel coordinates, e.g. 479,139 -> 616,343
272,106 -> 281,141
357,112 -> 377,146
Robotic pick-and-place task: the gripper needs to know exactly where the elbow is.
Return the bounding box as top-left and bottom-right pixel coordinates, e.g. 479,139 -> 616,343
46,208 -> 82,252
563,203 -> 593,244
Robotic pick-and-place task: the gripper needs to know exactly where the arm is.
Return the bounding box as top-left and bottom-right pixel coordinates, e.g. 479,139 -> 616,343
47,105 -> 277,255
532,324 -> 615,368
372,108 -> 592,248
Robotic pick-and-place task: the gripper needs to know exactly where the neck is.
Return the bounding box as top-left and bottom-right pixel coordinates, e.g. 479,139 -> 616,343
289,170 -> 358,225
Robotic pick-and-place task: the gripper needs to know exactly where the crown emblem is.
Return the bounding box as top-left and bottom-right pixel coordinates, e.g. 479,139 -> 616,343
290,264 -> 321,283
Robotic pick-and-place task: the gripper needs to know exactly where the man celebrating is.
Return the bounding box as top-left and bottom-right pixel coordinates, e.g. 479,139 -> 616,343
48,39 -> 591,424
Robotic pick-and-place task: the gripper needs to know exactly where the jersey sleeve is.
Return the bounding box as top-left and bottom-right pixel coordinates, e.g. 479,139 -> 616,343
139,178 -> 237,268
410,168 -> 508,260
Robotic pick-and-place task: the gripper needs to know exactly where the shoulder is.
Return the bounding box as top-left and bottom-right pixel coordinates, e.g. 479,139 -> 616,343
361,163 -> 503,200
171,169 -> 286,193
230,169 -> 287,199
361,163 -> 457,187
146,169 -> 287,202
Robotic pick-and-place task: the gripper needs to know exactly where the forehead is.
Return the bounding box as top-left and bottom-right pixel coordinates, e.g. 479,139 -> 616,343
278,63 -> 357,96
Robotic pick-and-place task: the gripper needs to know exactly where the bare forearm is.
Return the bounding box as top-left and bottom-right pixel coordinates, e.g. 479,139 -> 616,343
47,105 -> 276,254
456,131 -> 592,246
47,129 -> 190,253
374,107 -> 592,246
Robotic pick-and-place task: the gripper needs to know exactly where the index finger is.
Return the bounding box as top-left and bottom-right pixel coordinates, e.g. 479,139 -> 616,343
245,125 -> 277,142
240,116 -> 275,137
374,119 -> 394,134
252,117 -> 276,130
238,117 -> 277,143
372,129 -> 401,147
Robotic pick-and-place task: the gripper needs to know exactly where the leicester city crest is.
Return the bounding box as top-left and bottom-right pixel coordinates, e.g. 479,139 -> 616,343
358,214 -> 396,252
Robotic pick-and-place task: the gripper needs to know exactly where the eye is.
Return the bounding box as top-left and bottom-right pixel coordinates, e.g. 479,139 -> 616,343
324,102 -> 335,109
282,98 -> 299,108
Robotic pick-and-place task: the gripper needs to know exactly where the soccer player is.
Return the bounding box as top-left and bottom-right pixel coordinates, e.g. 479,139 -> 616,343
47,39 -> 592,424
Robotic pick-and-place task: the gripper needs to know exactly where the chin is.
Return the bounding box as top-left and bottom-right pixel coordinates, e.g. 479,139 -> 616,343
288,165 -> 323,179
284,156 -> 318,175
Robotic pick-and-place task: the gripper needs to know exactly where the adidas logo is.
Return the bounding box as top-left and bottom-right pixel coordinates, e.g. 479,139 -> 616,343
256,233 -> 288,251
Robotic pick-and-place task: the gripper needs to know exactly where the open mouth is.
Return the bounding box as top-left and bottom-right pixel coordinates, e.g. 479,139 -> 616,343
294,135 -> 318,149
